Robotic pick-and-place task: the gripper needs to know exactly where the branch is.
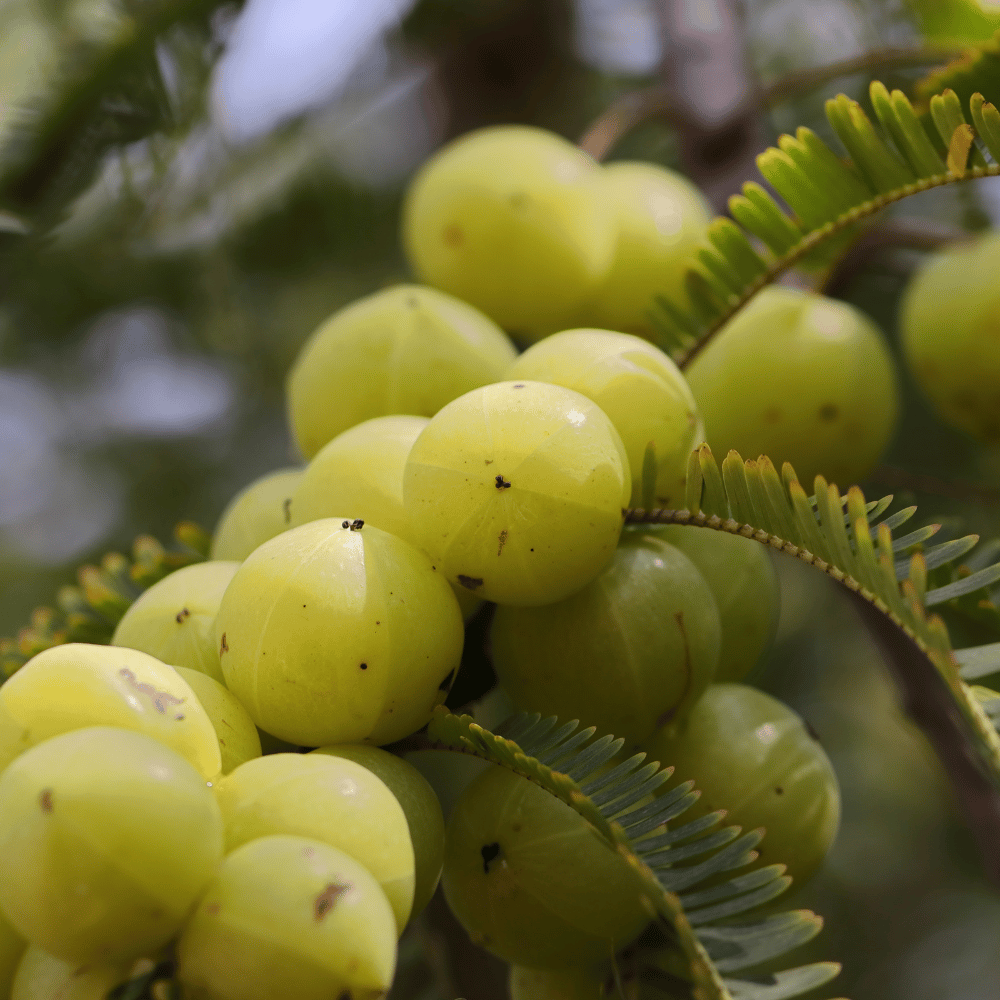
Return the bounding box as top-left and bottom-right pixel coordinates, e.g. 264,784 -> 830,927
578,45 -> 963,166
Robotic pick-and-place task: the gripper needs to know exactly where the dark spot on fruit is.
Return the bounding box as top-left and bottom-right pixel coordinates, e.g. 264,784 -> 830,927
337,992 -> 351,1000
481,842 -> 502,874
119,668 -> 184,714
458,575 -> 484,591
342,520 -> 350,528
220,633 -> 229,655
174,714 -> 185,721
775,786 -> 784,795
443,223 -> 463,247
206,903 -> 220,916
360,662 -> 368,671
495,475 -> 511,489
349,519 -> 364,531
819,403 -> 839,421
497,529 -> 508,556
438,669 -> 455,691
530,548 -> 534,552
512,384 -> 525,389
376,621 -> 380,625
314,881 -> 351,921
40,789 -> 53,813
283,498 -> 292,523
175,607 -> 191,624
485,459 -> 493,465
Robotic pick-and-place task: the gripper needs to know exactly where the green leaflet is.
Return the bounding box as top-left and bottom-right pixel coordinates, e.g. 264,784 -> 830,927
649,84 -> 1000,368
628,445 -> 1000,784
0,522 -> 210,678
426,708 -> 841,1000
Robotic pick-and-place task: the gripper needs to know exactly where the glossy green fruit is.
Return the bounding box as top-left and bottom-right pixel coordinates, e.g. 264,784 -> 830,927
215,753 -> 415,932
174,667 -> 262,774
491,532 -> 720,747
644,684 -> 840,885
507,328 -> 703,507
402,126 -> 615,340
0,727 -> 224,964
215,519 -> 464,746
290,414 -> 480,621
11,946 -> 130,1000
111,561 -> 239,683
442,765 -> 652,968
585,161 -> 712,337
210,469 -> 303,562
899,231 -> 1000,442
640,525 -> 779,682
312,744 -> 445,920
0,911 -> 25,998
403,381 -> 630,606
685,287 -> 898,487
0,644 -> 221,779
177,835 -> 396,1000
287,284 -> 517,459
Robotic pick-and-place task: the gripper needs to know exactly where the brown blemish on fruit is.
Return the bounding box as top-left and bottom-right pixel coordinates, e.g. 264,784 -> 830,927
40,789 -> 53,813
656,612 -> 692,729
206,903 -> 220,916
485,458 -> 493,465
457,575 -> 484,591
314,881 -> 351,921
175,607 -> 191,624
119,668 -> 184,715
775,786 -> 784,795
497,530 -> 508,556
512,384 -> 525,389
818,403 -> 839,421
443,224 -> 463,247
283,498 -> 292,523
220,633 -> 228,655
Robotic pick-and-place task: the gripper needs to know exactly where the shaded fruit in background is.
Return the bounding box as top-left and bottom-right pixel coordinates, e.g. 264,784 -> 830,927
174,667 -> 262,775
402,126 -> 615,340
899,231 -> 1000,442
403,381 -> 630,607
215,519 -> 463,747
111,561 -> 239,683
11,946 -> 130,1000
685,287 -> 898,488
491,532 -> 720,748
640,525 -> 779,682
643,684 -> 840,885
442,765 -> 652,968
290,414 -> 480,620
0,912 -> 24,999
507,329 -> 702,508
0,644 -> 221,779
215,753 -> 415,932
312,744 -> 445,921
509,964 -> 609,999
210,469 -> 303,562
584,161 -> 712,337
287,284 -> 517,459
0,727 -> 224,964
176,835 -> 396,1000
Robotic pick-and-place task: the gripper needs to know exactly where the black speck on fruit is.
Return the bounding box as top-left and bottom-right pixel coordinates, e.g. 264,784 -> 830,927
360,663 -> 368,671
457,575 -> 484,591
481,842 -> 501,874
175,607 -> 191,624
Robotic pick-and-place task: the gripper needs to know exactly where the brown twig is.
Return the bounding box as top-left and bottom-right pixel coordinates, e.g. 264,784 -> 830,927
578,44 -> 963,166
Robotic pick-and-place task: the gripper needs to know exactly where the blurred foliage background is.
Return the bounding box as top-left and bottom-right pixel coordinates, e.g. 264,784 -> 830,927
2,0 -> 1000,997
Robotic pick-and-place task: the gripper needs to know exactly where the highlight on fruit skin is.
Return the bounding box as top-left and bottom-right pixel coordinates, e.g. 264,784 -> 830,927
312,744 -> 446,921
643,683 -> 841,885
0,643 -> 221,779
583,160 -> 713,337
214,752 -> 416,933
0,726 -> 224,965
286,284 -> 517,460
491,531 -> 721,749
111,560 -> 239,684
639,525 -> 780,683
176,834 -> 397,1000
684,286 -> 899,488
214,518 -> 464,747
210,468 -> 303,562
507,328 -> 703,508
899,230 -> 1000,442
402,125 -> 615,340
403,380 -> 631,607
442,764 -> 652,968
